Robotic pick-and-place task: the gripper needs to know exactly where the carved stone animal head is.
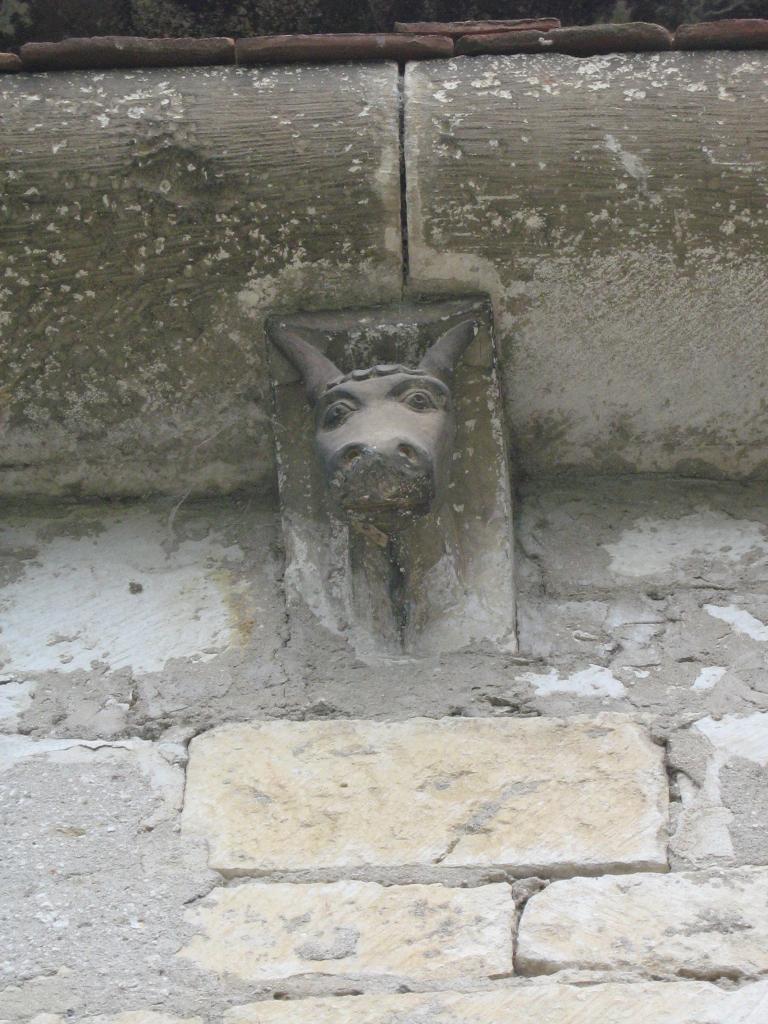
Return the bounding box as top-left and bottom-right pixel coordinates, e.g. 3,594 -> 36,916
270,320 -> 477,528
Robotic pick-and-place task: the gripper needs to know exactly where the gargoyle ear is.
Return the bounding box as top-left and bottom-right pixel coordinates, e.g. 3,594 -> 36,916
417,319 -> 477,386
268,322 -> 342,405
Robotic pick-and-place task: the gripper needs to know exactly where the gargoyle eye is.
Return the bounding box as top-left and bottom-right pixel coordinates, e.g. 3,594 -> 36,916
322,401 -> 355,429
402,389 -> 437,412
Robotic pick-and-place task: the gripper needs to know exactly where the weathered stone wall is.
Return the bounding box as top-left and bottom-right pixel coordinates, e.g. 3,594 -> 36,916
2,478 -> 767,1018
2,54 -> 768,1021
3,52 -> 767,494
406,52 -> 768,479
0,64 -> 401,496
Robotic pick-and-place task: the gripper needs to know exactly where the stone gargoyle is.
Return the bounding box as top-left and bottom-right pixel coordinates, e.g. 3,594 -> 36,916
269,319 -> 477,531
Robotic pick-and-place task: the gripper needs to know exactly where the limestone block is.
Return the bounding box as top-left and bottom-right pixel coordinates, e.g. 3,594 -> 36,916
405,53 -> 768,480
517,866 -> 768,978
224,981 -> 768,1023
103,1018 -> 201,1024
182,716 -> 668,878
180,880 -> 513,986
34,1016 -> 200,1024
0,64 -> 401,497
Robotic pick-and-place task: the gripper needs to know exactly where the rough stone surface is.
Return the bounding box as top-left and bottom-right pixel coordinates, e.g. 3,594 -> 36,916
5,54 -> 768,494
669,712 -> 768,869
405,53 -> 768,480
180,880 -> 513,988
1,478 -> 767,1018
0,64 -> 401,497
518,478 -> 768,594
182,716 -> 668,879
0,735 -> 216,1019
3,43 -> 768,1024
3,478 -> 766,741
513,478 -> 768,729
0,498 -> 286,740
224,981 -> 768,1023
677,18 -> 768,49
0,486 -> 764,1022
236,33 -> 453,63
517,866 -> 768,979
20,36 -> 235,70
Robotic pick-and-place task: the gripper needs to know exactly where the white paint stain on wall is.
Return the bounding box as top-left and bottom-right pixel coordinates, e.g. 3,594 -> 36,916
522,664 -> 625,698
0,679 -> 33,721
604,133 -> 651,183
696,712 -> 768,766
692,666 -> 727,691
704,604 -> 768,642
603,512 -> 768,578
0,510 -> 245,676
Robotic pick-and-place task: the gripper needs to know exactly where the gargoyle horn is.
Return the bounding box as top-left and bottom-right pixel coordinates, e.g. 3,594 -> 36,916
418,320 -> 477,386
269,323 -> 342,406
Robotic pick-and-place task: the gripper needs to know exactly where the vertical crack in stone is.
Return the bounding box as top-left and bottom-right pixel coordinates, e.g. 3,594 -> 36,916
397,64 -> 410,289
387,534 -> 410,651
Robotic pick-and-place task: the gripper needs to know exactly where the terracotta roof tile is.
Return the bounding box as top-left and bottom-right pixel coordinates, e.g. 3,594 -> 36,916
456,30 -> 552,56
676,19 -> 768,50
0,52 -> 22,72
548,22 -> 674,55
457,22 -> 673,57
9,20 -> 768,74
236,33 -> 453,64
394,19 -> 560,39
20,36 -> 235,71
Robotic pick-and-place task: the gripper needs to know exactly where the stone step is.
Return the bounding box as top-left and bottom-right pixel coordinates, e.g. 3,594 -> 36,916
179,880 -> 513,988
182,715 -> 668,880
224,981 -> 768,1022
517,866 -> 768,980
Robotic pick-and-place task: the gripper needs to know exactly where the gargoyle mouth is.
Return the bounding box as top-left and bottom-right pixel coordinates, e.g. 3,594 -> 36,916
328,463 -> 434,521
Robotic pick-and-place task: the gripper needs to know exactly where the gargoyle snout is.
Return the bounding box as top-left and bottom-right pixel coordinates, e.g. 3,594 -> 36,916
332,439 -> 432,478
